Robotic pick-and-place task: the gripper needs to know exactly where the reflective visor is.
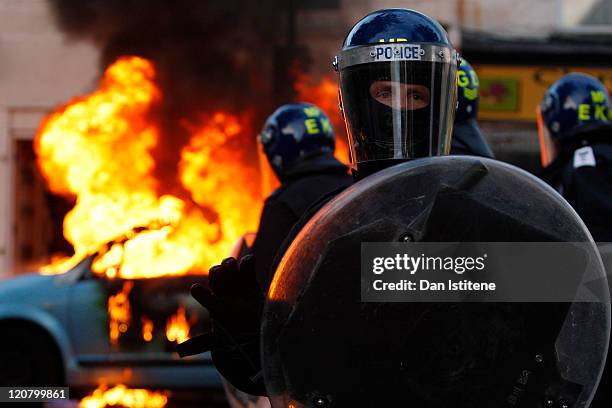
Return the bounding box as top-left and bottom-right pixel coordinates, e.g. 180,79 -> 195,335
337,44 -> 458,167
537,106 -> 558,167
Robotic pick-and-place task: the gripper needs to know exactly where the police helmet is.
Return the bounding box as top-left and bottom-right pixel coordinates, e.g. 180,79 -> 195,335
456,58 -> 480,123
259,103 -> 335,179
538,73 -> 612,166
334,9 -> 459,169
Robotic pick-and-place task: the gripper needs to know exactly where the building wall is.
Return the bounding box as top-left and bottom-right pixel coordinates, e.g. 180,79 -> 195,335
0,0 -> 99,276
367,0 -> 602,33
296,0 -> 606,72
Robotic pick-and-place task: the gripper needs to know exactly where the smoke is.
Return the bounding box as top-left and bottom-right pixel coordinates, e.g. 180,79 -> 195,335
49,0 -> 285,195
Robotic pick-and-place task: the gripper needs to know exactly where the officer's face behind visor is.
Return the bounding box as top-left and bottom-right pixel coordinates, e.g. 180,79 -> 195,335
369,81 -> 431,110
338,46 -> 457,168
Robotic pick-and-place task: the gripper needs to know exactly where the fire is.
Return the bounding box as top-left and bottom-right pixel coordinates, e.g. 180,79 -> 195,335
294,74 -> 350,164
108,281 -> 133,345
35,55 -> 261,278
165,306 -> 190,343
141,317 -> 154,342
179,112 -> 262,254
79,384 -> 169,408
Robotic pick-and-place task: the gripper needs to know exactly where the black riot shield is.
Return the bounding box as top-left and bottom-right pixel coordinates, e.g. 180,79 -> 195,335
261,156 -> 610,408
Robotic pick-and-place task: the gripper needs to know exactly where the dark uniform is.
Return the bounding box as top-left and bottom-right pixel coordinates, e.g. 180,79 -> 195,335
251,152 -> 351,289
451,119 -> 494,157
250,103 -> 352,289
540,131 -> 612,242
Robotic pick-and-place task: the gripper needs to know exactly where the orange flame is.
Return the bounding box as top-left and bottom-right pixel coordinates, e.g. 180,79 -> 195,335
179,112 -> 262,256
108,281 -> 133,346
79,384 -> 169,408
35,56 -> 262,278
141,317 -> 154,342
165,306 -> 190,344
294,74 -> 350,165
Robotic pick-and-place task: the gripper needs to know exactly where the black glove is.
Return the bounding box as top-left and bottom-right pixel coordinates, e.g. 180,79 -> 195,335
176,255 -> 266,395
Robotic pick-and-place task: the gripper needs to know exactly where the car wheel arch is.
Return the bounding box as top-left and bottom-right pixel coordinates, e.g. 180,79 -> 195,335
0,316 -> 73,383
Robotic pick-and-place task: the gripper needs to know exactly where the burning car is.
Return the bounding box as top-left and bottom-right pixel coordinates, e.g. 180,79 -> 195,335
0,255 -> 223,393
0,55 -> 261,396
0,46 -> 341,404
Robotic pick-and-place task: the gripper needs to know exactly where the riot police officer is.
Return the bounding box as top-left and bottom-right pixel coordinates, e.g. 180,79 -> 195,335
251,103 -> 352,289
538,73 -> 612,241
451,58 -> 495,158
178,8 -> 460,394
218,103 -> 352,406
537,74 -> 612,408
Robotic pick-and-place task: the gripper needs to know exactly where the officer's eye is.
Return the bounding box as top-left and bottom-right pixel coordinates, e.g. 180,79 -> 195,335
405,89 -> 430,110
410,93 -> 422,101
370,81 -> 431,111
374,88 -> 392,100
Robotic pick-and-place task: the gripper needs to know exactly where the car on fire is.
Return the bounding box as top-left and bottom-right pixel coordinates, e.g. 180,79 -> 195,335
0,255 -> 224,396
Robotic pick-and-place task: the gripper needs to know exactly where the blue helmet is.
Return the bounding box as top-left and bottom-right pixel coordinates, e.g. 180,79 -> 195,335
342,8 -> 451,47
334,8 -> 459,168
259,103 -> 335,178
455,58 -> 479,123
539,73 -> 611,143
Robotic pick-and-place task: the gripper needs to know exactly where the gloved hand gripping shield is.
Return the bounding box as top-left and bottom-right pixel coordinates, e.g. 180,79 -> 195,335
335,42 -> 458,167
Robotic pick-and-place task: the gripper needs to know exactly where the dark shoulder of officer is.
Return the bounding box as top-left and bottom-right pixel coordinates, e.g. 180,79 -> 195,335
251,103 -> 352,289
538,73 -> 612,241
